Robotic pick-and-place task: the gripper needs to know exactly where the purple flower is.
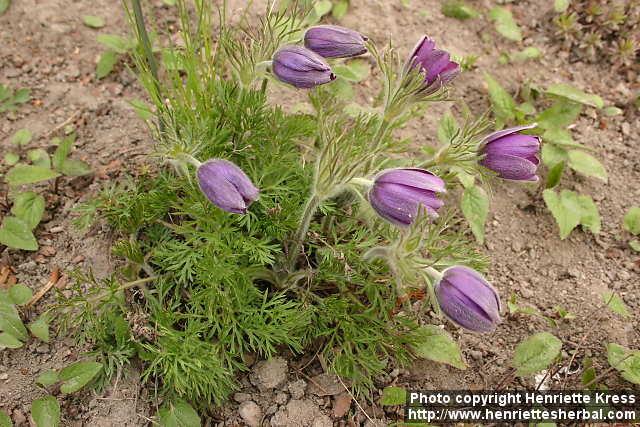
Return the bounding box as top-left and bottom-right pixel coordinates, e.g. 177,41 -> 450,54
408,36 -> 460,92
197,159 -> 259,214
369,168 -> 446,226
304,25 -> 368,58
435,266 -> 501,333
272,45 -> 336,89
479,124 -> 541,182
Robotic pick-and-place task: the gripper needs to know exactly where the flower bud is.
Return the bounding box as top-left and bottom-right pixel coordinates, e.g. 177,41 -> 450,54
369,168 -> 446,226
435,266 -> 501,333
197,159 -> 259,214
272,45 -> 336,89
408,36 -> 460,93
304,25 -> 368,58
479,124 -> 541,182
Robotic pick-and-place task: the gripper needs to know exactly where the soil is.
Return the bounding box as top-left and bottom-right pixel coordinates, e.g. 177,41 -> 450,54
1,0 -> 638,425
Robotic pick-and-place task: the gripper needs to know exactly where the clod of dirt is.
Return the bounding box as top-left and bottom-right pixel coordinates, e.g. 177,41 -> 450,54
332,392 -> 352,418
250,357 -> 288,391
270,399 -> 331,427
287,379 -> 307,400
239,401 -> 263,427
307,373 -> 344,396
233,392 -> 253,403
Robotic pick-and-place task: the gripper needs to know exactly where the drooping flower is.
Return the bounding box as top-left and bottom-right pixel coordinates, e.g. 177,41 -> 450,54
304,25 -> 368,58
197,159 -> 259,214
408,36 -> 460,93
479,124 -> 541,182
272,45 -> 336,89
434,265 -> 501,333
368,168 -> 446,226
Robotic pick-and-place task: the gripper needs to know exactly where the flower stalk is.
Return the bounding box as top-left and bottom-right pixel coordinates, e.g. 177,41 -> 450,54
287,193 -> 322,270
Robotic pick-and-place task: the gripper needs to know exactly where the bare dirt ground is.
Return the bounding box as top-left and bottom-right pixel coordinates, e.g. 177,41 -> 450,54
1,0 -> 638,425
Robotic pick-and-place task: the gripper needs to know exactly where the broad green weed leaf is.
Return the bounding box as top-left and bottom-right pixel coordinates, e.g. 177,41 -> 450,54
630,240 -> 640,252
536,100 -> 582,130
27,149 -> 52,169
0,217 -> 38,251
11,192 -> 45,229
606,343 -> 640,385
485,73 -> 516,123
623,207 -> 640,235
554,0 -> 570,12
96,34 -> 134,53
59,361 -> 103,394
28,315 -> 50,342
441,1 -> 478,20
542,128 -> 584,149
603,106 -> 623,116
0,0 -> 10,14
12,88 -> 30,104
461,185 -> 489,244
413,325 -> 467,370
158,400 -> 201,427
0,410 -> 11,427
546,83 -> 604,109
5,165 -> 59,186
602,292 -> 630,318
381,386 -> 406,405
0,299 -> 28,340
52,135 -> 72,170
31,396 -> 60,427
489,7 -> 522,42
510,46 -> 541,62
12,129 -> 32,146
567,150 -> 607,181
437,111 -> 459,145
513,332 -> 562,376
333,59 -> 369,82
314,0 -> 332,17
543,189 -> 580,239
8,284 -> 32,305
331,0 -> 349,19
36,369 -> 60,387
129,99 -> 153,120
576,195 -> 600,235
541,144 -> 567,168
0,332 -> 23,349
545,161 -> 564,189
82,15 -> 105,28
4,152 -> 19,166
59,159 -> 91,177
96,50 -> 118,79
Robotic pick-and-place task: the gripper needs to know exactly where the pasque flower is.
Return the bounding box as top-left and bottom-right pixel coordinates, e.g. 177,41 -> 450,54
272,45 -> 336,89
304,25 -> 368,58
369,168 -> 446,226
197,159 -> 259,214
479,124 -> 541,182
408,36 -> 460,92
434,266 -> 501,333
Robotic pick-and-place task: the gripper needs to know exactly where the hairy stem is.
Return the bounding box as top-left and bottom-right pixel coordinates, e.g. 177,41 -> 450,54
288,193 -> 322,270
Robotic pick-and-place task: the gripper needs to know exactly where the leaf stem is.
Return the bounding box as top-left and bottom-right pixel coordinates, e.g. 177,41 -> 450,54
287,193 -> 321,270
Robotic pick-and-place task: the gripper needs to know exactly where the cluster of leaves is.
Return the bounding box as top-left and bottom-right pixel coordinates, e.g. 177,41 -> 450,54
0,131 -> 91,251
623,206 -> 640,252
485,74 -> 610,239
553,0 -> 639,68
0,83 -> 30,113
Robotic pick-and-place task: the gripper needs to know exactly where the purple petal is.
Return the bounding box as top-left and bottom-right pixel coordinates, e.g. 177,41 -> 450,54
197,159 -> 259,214
483,123 -> 538,145
483,134 -> 540,160
439,61 -> 460,85
442,266 -> 501,321
480,153 -> 539,181
369,183 -> 441,226
304,25 -> 368,58
274,45 -> 331,72
409,36 -> 436,64
436,281 -> 498,333
376,168 -> 446,193
421,50 -> 453,84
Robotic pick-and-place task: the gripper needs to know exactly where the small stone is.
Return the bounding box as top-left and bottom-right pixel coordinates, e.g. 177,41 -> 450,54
250,357 -> 288,391
312,415 -> 333,427
0,373 -> 8,380
233,392 -> 252,403
36,344 -> 49,354
49,226 -> 64,233
12,409 -> 27,425
621,122 -> 631,136
275,392 -> 289,405
332,392 -> 352,418
287,379 -> 307,400
40,246 -> 56,257
469,350 -> 483,361
307,373 -> 344,396
265,404 -> 278,415
239,401 -> 262,427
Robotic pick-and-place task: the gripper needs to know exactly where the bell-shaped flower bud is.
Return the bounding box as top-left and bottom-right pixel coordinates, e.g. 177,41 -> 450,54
304,25 -> 368,58
408,36 -> 460,93
368,168 -> 446,226
197,159 -> 259,214
479,124 -> 541,182
272,45 -> 336,89
435,266 -> 501,333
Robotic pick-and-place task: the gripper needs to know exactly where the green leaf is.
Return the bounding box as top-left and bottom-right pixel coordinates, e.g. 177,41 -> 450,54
510,47 -> 541,62
541,144 -> 568,167
13,88 -> 30,104
541,128 -> 584,149
4,152 -> 19,166
313,0 -> 332,17
380,386 -> 407,406
28,315 -> 50,343
96,34 -> 134,54
485,73 -> 517,123
326,78 -> 353,101
413,325 -> 467,370
59,361 -> 103,394
0,332 -> 23,349
5,165 -> 59,186
11,192 -> 45,229
52,135 -> 72,170
0,299 -> 28,340
0,0 -> 10,14
623,207 -> 640,235
567,150 -> 607,181
489,7 -> 523,42
0,217 -> 38,251
441,1 -> 478,20
545,161 -> 564,188
602,292 -> 631,318
543,189 -> 580,239
8,284 -> 32,305
576,195 -> 600,235
331,0 -> 349,19
158,400 -> 201,427
36,370 -> 60,387
630,240 -> 640,252
606,343 -> 640,385
0,410 -> 12,427
333,59 -> 369,82
554,0 -> 570,12
82,15 -> 105,28
546,83 -> 604,109
513,332 -> 562,376
11,129 -> 32,146
129,99 -> 153,120
536,100 -> 582,130
163,0 -> 177,5
437,111 -> 459,145
461,185 -> 489,244
27,149 -> 52,169
602,106 -> 623,116
31,396 -> 60,427
96,50 -> 118,79
59,159 -> 91,177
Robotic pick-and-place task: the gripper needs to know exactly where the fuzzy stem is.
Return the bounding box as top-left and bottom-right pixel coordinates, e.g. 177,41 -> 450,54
177,153 -> 202,168
288,193 -> 322,270
425,266 -> 444,281
350,177 -> 374,188
87,276 -> 157,303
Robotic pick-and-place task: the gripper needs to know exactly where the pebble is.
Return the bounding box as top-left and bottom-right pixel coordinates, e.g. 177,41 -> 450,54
621,122 -> 631,136
275,392 -> 288,405
287,379 -> 307,400
250,357 -> 288,391
0,373 -> 8,380
233,392 -> 252,403
238,401 -> 262,427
